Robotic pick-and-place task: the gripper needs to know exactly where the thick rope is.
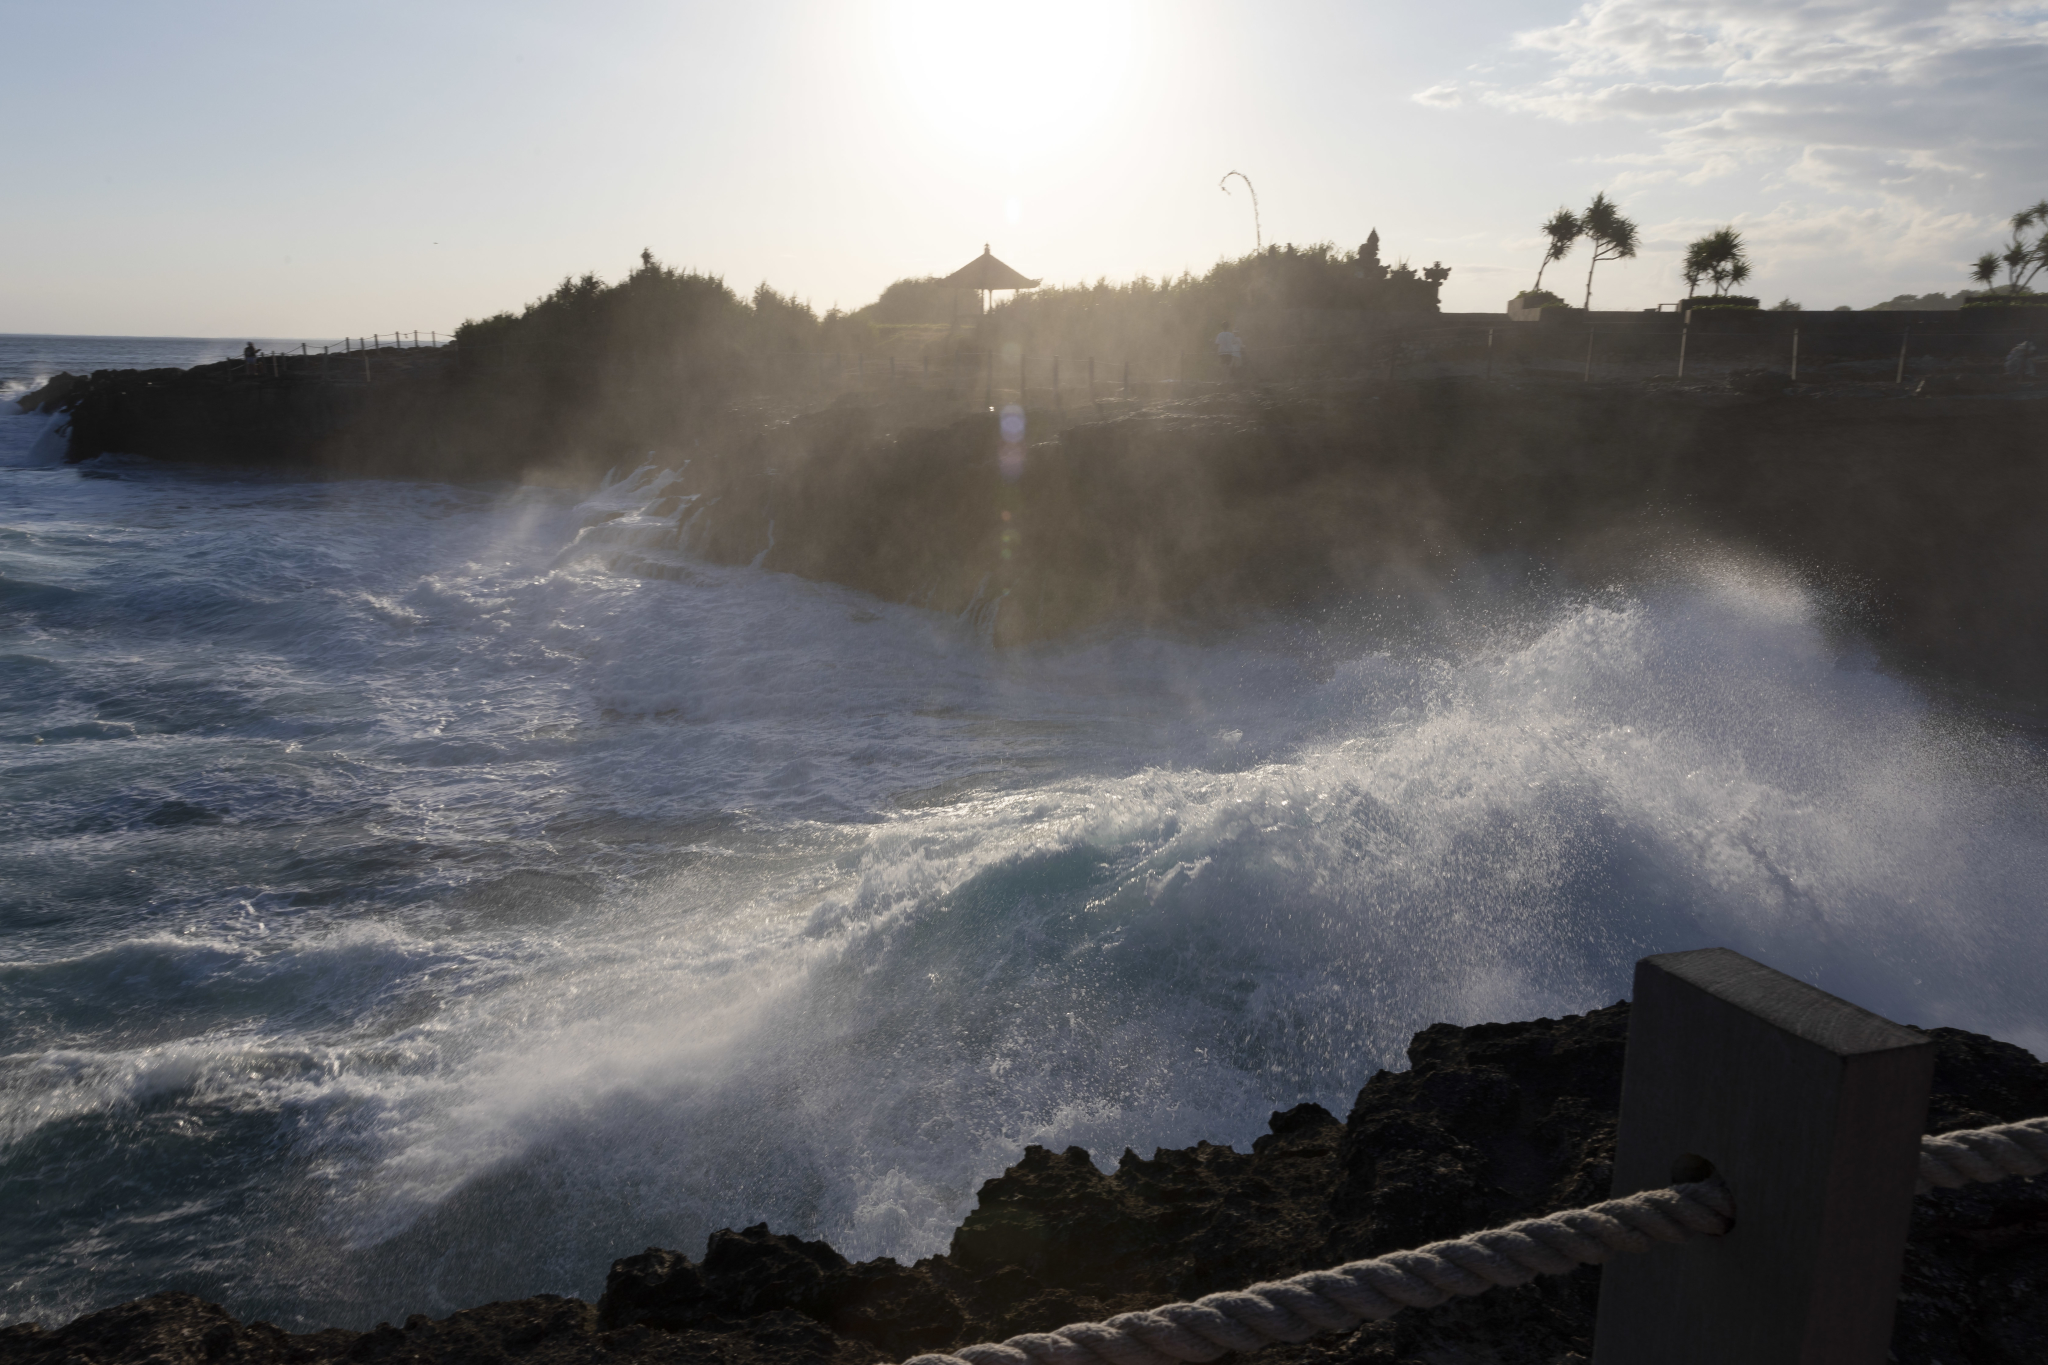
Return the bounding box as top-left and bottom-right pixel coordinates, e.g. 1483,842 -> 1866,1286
1919,1115 -> 2048,1194
905,1114 -> 2048,1365
901,1178 -> 1733,1365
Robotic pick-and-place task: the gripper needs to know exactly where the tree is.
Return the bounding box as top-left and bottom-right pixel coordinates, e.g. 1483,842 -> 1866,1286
1531,208 -> 1582,294
1970,198 -> 2048,295
1579,192 -> 1639,310
1681,227 -> 1752,297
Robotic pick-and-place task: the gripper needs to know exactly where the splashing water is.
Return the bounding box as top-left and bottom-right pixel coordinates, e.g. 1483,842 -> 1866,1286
2,406 -> 2044,1332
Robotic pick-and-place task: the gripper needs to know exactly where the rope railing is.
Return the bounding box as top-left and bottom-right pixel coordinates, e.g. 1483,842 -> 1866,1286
1918,1114 -> 2048,1192
900,1115 -> 2046,1365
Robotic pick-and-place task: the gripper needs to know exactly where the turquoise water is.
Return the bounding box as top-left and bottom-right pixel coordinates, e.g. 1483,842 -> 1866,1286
3,347 -> 2046,1332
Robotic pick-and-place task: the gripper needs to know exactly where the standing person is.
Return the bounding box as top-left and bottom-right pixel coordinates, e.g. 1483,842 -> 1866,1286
1214,322 -> 1244,380
2005,339 -> 2037,380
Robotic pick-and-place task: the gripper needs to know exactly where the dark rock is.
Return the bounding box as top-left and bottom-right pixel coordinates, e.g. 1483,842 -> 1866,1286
0,1293 -> 298,1365
7,1006 -> 2045,1365
14,372 -> 84,413
600,1226 -> 849,1332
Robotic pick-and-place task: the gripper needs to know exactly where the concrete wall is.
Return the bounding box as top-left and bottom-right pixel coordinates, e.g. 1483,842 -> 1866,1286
1234,304 -> 2045,374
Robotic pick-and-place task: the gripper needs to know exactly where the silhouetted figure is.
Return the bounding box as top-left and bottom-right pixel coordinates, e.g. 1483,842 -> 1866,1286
243,343 -> 258,361
1214,322 -> 1244,379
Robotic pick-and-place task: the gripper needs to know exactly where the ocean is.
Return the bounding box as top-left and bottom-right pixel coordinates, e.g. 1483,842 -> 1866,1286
3,337 -> 2045,1333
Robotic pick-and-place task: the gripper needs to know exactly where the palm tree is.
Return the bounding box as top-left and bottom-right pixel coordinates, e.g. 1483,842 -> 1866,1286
1580,192 -> 1639,310
1969,198 -> 2048,295
1682,227 -> 1751,297
1531,208 -> 1582,295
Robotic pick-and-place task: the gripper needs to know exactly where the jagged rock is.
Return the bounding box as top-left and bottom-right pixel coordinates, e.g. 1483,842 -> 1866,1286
13,372 -> 84,413
6,1008 -> 2045,1365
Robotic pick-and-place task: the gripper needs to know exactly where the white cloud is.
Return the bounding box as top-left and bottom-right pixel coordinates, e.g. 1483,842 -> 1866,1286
1421,1 -> 2048,302
1475,1 -> 2048,202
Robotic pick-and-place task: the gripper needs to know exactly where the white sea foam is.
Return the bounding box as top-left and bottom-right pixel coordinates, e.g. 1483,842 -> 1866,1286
0,444 -> 2043,1330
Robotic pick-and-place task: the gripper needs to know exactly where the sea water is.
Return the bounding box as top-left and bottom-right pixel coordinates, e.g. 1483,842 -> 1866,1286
3,339 -> 2046,1332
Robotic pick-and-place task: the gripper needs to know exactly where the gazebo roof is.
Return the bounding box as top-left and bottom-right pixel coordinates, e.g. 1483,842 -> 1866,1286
939,245 -> 1041,291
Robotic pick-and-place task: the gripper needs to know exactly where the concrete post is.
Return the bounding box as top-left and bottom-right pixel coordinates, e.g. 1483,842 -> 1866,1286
1592,948 -> 1933,1365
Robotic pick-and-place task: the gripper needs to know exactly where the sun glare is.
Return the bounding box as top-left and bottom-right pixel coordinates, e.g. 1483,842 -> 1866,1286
881,0 -> 1141,151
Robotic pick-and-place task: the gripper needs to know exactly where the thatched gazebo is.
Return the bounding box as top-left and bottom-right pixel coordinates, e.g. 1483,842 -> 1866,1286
940,244 -> 1041,329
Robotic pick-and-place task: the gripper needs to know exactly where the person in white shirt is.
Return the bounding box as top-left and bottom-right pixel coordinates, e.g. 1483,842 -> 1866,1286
1214,323 -> 1244,378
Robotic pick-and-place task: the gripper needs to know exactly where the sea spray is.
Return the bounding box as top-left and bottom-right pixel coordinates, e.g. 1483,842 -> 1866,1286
2,429 -> 2044,1331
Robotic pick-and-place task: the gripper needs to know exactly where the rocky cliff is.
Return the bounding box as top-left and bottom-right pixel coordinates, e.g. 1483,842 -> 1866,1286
4,1007 -> 2045,1365
566,376 -> 2048,702
28,362 -> 2048,694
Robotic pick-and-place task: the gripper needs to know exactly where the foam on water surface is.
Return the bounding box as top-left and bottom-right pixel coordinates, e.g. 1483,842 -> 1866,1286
2,413 -> 2045,1331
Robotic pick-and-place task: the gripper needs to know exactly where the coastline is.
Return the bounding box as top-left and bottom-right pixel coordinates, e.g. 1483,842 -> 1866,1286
5,1005 -> 2043,1365
24,361 -> 2048,700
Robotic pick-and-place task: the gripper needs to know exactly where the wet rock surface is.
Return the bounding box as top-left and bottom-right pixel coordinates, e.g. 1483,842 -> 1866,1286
6,1005 -> 2043,1365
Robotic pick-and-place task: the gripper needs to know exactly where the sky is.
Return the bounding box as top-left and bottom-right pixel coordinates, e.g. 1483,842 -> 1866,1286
2,0 -> 2043,335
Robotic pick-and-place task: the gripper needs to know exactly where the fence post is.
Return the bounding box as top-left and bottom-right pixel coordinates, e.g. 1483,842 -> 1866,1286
1791,326 -> 1800,381
1591,948 -> 1933,1365
1583,326 -> 1595,382
1895,330 -> 1909,385
1678,317 -> 1690,378
1486,328 -> 1494,380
